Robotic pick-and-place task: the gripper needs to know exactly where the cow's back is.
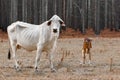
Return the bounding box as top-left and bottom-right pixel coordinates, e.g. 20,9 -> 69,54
7,21 -> 40,51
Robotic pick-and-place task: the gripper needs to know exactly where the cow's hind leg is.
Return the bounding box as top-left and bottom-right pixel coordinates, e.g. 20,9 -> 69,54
11,43 -> 20,71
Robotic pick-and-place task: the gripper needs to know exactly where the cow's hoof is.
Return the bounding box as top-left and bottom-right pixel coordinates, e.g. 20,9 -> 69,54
51,68 -> 57,72
35,69 -> 39,73
14,66 -> 21,72
34,67 -> 39,73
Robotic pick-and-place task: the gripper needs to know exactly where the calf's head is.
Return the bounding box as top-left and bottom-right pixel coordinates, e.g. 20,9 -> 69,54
47,15 -> 65,36
83,38 -> 92,48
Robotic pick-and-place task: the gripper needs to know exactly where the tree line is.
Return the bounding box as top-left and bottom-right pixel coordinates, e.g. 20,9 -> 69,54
0,0 -> 120,34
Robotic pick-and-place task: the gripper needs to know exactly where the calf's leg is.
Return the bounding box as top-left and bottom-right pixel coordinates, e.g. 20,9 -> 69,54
82,49 -> 86,64
88,52 -> 91,64
87,48 -> 91,64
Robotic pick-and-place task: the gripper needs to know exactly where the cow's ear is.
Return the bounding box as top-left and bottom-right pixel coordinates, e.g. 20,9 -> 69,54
59,20 -> 65,26
47,20 -> 52,26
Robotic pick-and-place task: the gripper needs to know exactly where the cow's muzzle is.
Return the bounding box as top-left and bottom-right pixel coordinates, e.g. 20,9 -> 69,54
53,29 -> 57,33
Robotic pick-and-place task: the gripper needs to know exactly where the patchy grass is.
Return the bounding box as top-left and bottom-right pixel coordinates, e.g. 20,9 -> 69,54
0,38 -> 120,80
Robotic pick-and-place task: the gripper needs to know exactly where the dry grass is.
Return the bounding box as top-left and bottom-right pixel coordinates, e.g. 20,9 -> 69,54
0,38 -> 120,80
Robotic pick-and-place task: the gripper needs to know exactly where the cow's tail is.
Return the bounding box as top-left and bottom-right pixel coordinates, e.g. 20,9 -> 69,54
8,48 -> 11,59
8,38 -> 11,60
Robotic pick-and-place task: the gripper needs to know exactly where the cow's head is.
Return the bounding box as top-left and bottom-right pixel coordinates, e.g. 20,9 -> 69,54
47,15 -> 65,36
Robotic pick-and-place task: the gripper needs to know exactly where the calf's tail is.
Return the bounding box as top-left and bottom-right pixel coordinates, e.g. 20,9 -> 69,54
8,49 -> 11,60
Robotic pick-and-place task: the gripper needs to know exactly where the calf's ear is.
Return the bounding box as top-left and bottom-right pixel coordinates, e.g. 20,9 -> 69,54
47,20 -> 52,26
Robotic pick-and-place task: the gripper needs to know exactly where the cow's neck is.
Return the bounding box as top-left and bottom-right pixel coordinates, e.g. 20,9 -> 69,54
50,32 -> 58,42
41,25 -> 57,43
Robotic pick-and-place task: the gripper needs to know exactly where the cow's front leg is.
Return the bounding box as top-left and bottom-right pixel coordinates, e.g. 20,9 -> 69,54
34,46 -> 42,72
48,49 -> 56,72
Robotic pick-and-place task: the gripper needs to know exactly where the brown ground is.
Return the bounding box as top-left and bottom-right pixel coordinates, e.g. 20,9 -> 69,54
60,28 -> 120,38
0,29 -> 120,80
0,28 -> 120,40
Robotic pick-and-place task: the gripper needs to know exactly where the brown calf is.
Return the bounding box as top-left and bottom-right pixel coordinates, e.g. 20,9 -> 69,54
82,38 -> 92,64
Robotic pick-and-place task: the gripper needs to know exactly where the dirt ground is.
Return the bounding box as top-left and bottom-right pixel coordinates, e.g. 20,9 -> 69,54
0,37 -> 120,80
0,28 -> 120,80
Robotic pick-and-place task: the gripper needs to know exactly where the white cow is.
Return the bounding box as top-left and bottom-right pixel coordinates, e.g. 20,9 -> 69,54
7,15 -> 65,72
